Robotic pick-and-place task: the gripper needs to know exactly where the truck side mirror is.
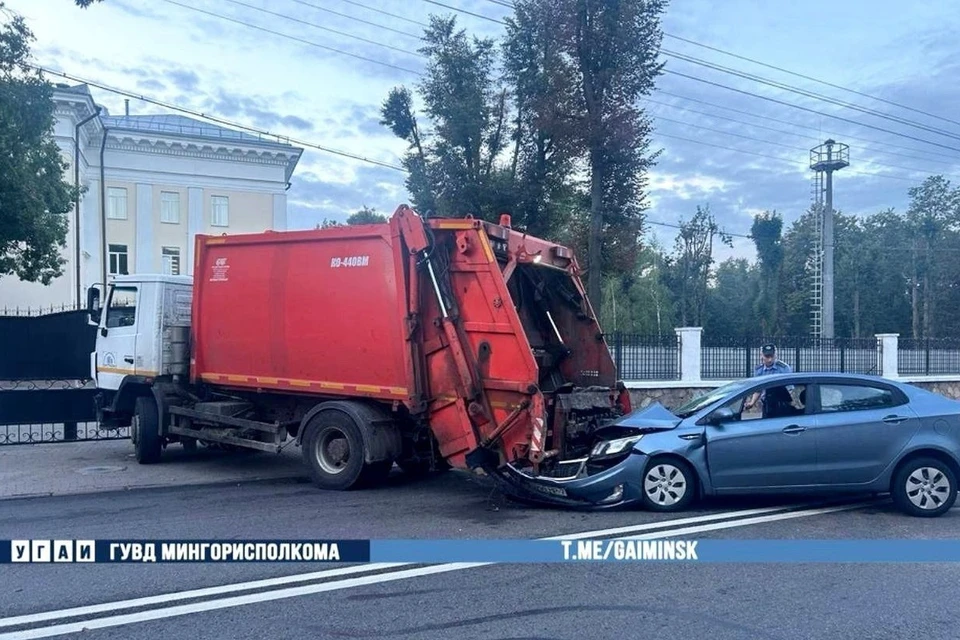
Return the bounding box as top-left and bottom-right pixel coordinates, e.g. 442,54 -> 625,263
87,286 -> 101,326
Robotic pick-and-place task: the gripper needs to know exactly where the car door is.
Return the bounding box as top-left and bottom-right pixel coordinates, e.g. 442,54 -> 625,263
95,284 -> 139,391
811,382 -> 920,485
705,382 -> 820,491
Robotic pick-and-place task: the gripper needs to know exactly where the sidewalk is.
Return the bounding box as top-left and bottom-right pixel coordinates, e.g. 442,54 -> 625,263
0,439 -> 310,500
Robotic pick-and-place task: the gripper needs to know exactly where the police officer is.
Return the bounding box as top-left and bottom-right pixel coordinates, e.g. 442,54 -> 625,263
744,343 -> 793,412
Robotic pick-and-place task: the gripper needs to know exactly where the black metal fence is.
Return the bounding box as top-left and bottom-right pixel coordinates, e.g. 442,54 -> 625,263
0,308 -> 126,446
700,336 -> 880,380
611,333 -> 680,380
0,309 -> 95,380
898,338 -> 960,376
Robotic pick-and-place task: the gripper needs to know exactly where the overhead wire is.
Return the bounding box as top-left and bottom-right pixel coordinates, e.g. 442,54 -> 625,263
30,65 -> 407,172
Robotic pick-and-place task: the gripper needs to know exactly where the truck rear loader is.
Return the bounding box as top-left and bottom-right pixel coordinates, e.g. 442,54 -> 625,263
86,205 -> 632,504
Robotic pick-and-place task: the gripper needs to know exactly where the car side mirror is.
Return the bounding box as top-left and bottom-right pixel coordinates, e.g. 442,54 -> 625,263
708,406 -> 735,426
86,286 -> 102,326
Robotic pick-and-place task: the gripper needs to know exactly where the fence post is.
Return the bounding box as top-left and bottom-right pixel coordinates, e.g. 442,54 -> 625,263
64,422 -> 77,441
676,327 -> 702,383
924,339 -> 931,376
876,333 -> 899,379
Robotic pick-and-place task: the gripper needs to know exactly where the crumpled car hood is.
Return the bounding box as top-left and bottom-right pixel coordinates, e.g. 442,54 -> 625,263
611,401 -> 682,432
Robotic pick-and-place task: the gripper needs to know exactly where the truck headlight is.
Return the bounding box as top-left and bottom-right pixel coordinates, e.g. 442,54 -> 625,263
591,435 -> 643,458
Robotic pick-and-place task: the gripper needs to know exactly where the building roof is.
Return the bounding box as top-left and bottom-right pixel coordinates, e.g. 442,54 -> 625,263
100,114 -> 292,148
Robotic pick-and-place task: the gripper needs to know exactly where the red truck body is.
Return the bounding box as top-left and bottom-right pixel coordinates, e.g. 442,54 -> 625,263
188,205 -> 622,481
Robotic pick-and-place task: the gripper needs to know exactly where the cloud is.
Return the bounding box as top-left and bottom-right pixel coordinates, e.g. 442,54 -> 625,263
166,69 -> 200,93
286,164 -> 408,229
136,79 -> 166,92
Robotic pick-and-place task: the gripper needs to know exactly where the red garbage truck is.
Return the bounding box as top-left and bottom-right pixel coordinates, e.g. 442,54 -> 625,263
86,204 -> 630,503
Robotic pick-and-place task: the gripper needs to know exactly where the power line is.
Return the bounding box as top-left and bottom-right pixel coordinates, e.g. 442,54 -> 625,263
663,49 -> 960,143
287,0 -> 422,39
479,1 -> 960,131
331,0 -> 429,27
662,33 -> 960,130
218,0 -> 424,57
158,0 -> 422,75
664,69 -> 960,155
31,65 -> 406,172
419,0 -> 505,24
653,131 -> 918,183
646,97 -> 960,169
652,113 -> 960,180
656,90 -> 960,164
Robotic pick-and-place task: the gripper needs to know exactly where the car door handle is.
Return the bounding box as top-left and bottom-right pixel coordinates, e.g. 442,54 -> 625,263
124,356 -> 134,364
882,415 -> 908,424
782,425 -> 806,434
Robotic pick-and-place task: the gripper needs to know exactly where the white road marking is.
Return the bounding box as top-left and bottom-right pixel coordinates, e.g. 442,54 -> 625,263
0,499 -> 845,630
0,499 -> 878,640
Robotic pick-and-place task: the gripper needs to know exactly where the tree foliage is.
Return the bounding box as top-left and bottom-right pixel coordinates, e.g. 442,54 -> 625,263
602,175 -> 960,340
0,4 -> 78,285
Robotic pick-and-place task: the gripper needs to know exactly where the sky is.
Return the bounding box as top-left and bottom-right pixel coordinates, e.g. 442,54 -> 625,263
9,0 -> 960,264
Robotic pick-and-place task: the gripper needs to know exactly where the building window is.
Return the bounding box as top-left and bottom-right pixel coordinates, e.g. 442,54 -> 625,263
211,195 -> 229,227
107,187 -> 128,220
161,246 -> 181,275
160,191 -> 180,224
108,244 -> 129,275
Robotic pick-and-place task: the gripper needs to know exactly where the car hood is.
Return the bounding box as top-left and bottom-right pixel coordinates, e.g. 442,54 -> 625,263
611,402 -> 683,432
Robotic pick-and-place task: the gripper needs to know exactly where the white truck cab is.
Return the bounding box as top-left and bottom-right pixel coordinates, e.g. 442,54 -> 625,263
86,275 -> 193,428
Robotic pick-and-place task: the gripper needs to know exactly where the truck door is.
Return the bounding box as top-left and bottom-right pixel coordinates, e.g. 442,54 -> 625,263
96,284 -> 140,391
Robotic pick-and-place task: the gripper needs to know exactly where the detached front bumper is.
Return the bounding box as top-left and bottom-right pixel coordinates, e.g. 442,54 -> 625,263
493,452 -> 648,510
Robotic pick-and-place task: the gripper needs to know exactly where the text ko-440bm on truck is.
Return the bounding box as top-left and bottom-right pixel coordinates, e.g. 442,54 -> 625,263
86,205 -> 633,505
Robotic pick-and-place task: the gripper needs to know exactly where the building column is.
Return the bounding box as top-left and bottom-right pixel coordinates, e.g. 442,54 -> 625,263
876,334 -> 899,379
81,178 -> 103,288
186,187 -> 203,276
135,183 -> 154,273
272,193 -> 287,231
676,327 -> 703,383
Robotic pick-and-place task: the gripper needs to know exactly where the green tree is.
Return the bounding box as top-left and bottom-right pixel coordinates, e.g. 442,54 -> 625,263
750,211 -> 784,334
662,205 -> 732,326
0,5 -> 78,285
563,0 -> 667,305
704,258 -> 760,337
905,175 -> 960,338
346,206 -> 387,225
380,16 -> 512,221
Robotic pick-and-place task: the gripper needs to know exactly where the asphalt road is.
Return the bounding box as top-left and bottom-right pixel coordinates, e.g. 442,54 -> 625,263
1,468 -> 958,640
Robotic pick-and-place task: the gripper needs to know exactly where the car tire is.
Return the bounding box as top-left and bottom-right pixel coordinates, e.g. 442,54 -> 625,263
891,457 -> 957,517
640,457 -> 697,512
133,395 -> 162,464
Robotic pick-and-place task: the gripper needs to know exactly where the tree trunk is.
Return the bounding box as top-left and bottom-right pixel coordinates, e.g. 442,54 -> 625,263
923,272 -> 933,338
587,146 -> 603,308
911,247 -> 920,339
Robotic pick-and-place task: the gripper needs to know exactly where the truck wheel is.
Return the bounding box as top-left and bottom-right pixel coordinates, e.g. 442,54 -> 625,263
132,396 -> 162,464
302,410 -> 370,490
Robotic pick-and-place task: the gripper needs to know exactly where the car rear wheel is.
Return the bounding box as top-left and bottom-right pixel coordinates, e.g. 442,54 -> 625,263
640,457 -> 696,512
892,457 -> 957,517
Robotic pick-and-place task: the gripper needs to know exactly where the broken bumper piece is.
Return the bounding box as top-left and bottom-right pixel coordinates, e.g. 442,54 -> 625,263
493,452 -> 648,510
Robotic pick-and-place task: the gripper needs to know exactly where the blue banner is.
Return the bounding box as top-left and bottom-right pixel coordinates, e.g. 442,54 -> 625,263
5,539 -> 960,563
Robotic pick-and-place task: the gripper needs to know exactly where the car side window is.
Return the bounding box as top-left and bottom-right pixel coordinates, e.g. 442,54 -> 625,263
721,384 -> 807,422
818,384 -> 896,413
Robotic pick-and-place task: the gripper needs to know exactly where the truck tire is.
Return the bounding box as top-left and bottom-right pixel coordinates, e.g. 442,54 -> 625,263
302,410 -> 379,490
133,396 -> 162,464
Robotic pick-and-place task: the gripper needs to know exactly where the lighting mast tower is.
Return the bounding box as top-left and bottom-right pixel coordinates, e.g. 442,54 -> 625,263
809,139 -> 849,340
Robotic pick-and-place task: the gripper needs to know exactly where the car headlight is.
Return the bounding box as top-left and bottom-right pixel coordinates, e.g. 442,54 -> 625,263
590,435 -> 643,458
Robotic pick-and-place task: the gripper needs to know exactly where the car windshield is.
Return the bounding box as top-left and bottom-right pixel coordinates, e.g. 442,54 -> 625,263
673,379 -> 754,418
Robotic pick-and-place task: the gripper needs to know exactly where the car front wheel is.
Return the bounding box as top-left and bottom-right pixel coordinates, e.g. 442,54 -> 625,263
640,457 -> 696,512
892,457 -> 957,517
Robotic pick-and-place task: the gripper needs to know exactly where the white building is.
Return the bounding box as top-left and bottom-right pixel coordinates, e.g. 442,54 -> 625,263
0,83 -> 303,311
